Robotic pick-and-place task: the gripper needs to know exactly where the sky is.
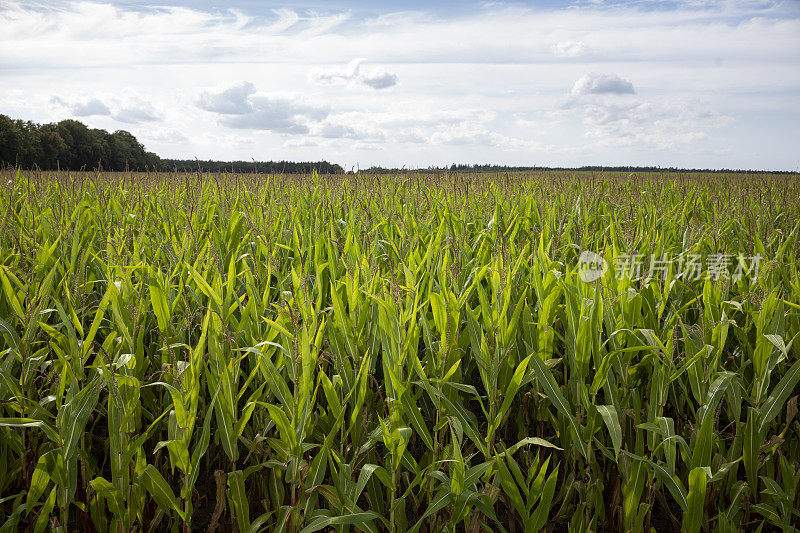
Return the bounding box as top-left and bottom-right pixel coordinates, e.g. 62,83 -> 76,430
1,0 -> 799,170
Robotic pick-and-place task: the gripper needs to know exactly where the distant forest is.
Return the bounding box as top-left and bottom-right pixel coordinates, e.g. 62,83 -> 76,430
0,114 -> 160,171
161,159 -> 344,174
0,114 -> 343,174
1,114 -> 793,175
368,164 -> 796,174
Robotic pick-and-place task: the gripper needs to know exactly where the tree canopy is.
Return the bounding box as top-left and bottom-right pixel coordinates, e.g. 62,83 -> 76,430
0,115 -> 159,171
0,114 -> 343,173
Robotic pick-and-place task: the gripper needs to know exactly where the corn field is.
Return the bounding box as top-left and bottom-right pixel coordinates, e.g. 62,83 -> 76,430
0,170 -> 798,532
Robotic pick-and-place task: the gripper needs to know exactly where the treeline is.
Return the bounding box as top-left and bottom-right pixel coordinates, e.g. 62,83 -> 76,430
0,114 -> 343,173
446,164 -> 794,173
0,114 -> 160,171
364,163 -> 794,174
3,114 -> 792,175
159,159 -> 344,174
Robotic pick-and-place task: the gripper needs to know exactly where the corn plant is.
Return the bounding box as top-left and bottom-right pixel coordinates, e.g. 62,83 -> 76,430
0,169 -> 798,532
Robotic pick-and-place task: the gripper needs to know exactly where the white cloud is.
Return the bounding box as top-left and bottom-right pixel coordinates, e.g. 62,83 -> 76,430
359,68 -> 398,90
1,1 -> 798,169
309,59 -> 360,86
430,126 -> 532,148
571,73 -> 636,96
553,40 -> 587,58
316,122 -> 379,140
73,97 -> 111,117
49,89 -> 162,124
198,82 -> 328,134
199,91 -> 505,146
219,97 -> 323,134
559,93 -> 734,151
111,89 -> 162,123
2,1 -> 797,70
302,107 -> 523,149
197,82 -> 256,115
312,118 -> 388,142
309,59 -> 398,90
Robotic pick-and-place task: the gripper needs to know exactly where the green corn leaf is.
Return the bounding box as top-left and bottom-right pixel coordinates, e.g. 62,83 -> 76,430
408,489 -> 451,533
0,316 -> 21,350
490,354 -> 533,442
185,263 -> 222,307
743,407 -> 761,491
140,465 -> 186,520
299,512 -> 380,533
146,382 -> 188,429
596,404 -> 622,458
529,353 -> 589,459
0,418 -> 60,445
399,393 -> 433,451
0,268 -> 24,321
26,453 -> 54,514
700,371 -> 736,423
495,455 -> 526,519
354,464 -> 390,503
690,410 -> 714,470
623,451 -> 687,513
682,467 -> 708,533
90,477 -> 124,516
493,437 -> 563,458
758,357 -> 800,435
33,488 -> 56,533
528,464 -> 559,533
265,403 -> 298,453
228,470 -> 250,532
60,380 -> 102,462
148,277 -> 171,333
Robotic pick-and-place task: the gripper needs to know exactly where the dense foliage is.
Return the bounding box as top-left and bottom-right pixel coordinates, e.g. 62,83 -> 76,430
0,170 -> 798,532
0,116 -> 159,172
160,160 -> 344,175
362,165 -> 793,175
0,115 -> 343,174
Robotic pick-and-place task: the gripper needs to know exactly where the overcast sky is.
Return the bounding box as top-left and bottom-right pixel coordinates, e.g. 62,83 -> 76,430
1,0 -> 798,170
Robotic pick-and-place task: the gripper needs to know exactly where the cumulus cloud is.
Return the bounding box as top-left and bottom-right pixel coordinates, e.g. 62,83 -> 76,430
556,71 -> 734,152
111,90 -> 162,123
553,40 -> 587,58
50,90 -> 161,123
4,1 -> 798,168
198,82 -> 328,134
430,126 -> 531,148
572,73 -> 636,96
3,1 -> 797,72
219,96 -> 325,134
197,82 -> 256,115
312,118 -> 387,142
73,97 -> 111,117
558,94 -> 733,151
309,59 -> 398,90
301,108 -> 527,149
360,69 -> 398,89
